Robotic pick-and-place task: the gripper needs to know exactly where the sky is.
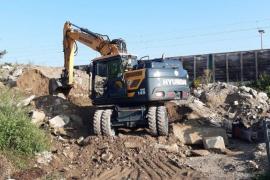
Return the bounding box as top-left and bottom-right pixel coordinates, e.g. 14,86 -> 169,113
0,0 -> 270,66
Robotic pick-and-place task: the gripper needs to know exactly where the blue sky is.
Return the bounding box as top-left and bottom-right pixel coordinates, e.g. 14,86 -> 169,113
0,0 -> 269,66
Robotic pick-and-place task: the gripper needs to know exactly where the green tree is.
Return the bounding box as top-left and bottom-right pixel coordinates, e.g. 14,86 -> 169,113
0,50 -> 7,59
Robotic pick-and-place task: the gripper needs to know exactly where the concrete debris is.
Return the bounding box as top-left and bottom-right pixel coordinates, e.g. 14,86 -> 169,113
1,64 -> 13,71
36,151 -> 53,165
183,82 -> 270,130
12,68 -> 23,77
124,141 -> 140,149
172,124 -> 228,145
55,93 -> 66,99
191,149 -> 210,156
203,136 -> 226,150
76,136 -> 84,145
17,95 -> 36,107
246,160 -> 259,171
154,143 -> 179,153
49,115 -> 70,128
101,152 -> 113,162
30,110 -> 46,126
53,127 -> 69,136
0,63 -> 27,87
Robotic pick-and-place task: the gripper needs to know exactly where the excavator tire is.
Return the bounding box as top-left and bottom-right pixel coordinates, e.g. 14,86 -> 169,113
157,106 -> 169,136
147,106 -> 158,136
93,109 -> 104,135
101,109 -> 115,136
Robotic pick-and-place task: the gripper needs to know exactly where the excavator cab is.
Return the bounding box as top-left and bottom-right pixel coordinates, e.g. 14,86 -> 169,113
91,54 -> 137,102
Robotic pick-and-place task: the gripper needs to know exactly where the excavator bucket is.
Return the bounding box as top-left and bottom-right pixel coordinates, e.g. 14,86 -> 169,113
49,78 -> 72,96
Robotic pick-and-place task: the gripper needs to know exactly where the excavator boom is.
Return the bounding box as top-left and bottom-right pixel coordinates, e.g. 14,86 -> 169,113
50,21 -> 127,94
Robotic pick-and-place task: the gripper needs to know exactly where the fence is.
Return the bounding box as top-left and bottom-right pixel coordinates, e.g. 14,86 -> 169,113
168,49 -> 270,82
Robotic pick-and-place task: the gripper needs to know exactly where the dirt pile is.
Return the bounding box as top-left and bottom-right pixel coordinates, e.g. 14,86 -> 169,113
16,68 -> 52,96
44,135 -> 201,179
0,64 -> 91,106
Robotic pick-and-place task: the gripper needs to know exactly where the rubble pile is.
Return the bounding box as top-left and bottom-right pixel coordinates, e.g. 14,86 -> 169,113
184,82 -> 270,130
0,63 -> 91,106
0,63 -> 269,179
0,63 -> 27,87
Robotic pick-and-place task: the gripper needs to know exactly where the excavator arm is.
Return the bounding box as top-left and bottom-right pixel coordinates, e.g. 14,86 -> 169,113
50,21 -> 127,94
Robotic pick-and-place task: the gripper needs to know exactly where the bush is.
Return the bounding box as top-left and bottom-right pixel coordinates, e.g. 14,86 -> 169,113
0,88 -> 49,155
191,69 -> 213,88
248,73 -> 270,97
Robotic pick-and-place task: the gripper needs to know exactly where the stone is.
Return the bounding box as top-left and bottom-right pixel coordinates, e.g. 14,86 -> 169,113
76,136 -> 84,145
49,115 -> 70,128
124,141 -> 140,149
240,93 -> 253,99
154,143 -> 179,153
193,99 -> 205,107
193,89 -> 203,98
203,136 -> 226,150
191,149 -> 210,156
12,68 -> 23,77
30,110 -> 46,126
36,151 -> 53,165
258,92 -> 268,100
53,127 -> 68,136
250,89 -> 258,97
172,124 -> 228,145
239,86 -> 251,93
17,95 -> 36,107
2,65 -> 12,71
56,93 -> 66,99
247,160 -> 259,170
101,153 -> 113,162
233,101 -> 239,106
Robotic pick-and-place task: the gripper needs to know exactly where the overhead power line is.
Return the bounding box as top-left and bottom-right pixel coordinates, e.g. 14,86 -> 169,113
130,26 -> 270,44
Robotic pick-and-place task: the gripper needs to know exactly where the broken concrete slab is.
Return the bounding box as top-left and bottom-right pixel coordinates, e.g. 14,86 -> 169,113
124,141 -> 140,149
17,95 -> 36,107
36,151 -> 53,165
172,124 -> 228,145
49,115 -> 70,128
203,136 -> 226,150
30,110 -> 46,126
101,152 -> 113,162
191,149 -> 210,156
12,68 -> 23,77
154,143 -> 179,153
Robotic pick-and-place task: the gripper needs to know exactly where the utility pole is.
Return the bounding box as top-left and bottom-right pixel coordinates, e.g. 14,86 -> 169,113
258,29 -> 265,49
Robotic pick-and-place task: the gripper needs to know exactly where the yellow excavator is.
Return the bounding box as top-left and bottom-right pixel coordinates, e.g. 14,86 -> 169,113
52,21 -> 190,136
61,21 -> 127,89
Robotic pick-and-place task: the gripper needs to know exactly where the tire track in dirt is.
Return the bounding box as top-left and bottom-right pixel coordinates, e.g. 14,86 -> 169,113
91,155 -> 191,180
